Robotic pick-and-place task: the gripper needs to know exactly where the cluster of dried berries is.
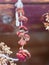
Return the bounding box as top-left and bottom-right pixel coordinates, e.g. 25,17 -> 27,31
15,0 -> 31,62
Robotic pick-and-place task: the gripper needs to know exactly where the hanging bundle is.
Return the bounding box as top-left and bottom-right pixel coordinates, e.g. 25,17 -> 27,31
15,0 -> 31,62
42,13 -> 49,30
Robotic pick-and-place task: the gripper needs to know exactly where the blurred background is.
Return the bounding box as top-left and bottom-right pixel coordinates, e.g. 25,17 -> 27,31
0,0 -> 49,65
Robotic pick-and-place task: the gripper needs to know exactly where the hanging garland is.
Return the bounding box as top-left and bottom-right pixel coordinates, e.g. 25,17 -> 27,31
15,0 -> 31,62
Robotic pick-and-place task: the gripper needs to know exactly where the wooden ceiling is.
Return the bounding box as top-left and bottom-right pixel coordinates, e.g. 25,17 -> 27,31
0,0 -> 49,3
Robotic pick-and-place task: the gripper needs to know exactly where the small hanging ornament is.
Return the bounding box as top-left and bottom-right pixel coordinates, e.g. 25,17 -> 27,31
18,37 -> 27,46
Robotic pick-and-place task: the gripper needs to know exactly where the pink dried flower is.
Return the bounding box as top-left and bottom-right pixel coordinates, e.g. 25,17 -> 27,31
16,53 -> 26,62
16,49 -> 31,62
24,34 -> 30,41
18,38 -> 27,46
19,49 -> 31,58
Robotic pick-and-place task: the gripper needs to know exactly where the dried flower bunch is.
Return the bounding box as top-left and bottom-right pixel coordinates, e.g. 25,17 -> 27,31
0,42 -> 17,65
15,0 -> 31,62
42,13 -> 49,30
0,42 -> 12,55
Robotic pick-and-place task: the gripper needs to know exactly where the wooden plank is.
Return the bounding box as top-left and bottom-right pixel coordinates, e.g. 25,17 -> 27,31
0,0 -> 49,3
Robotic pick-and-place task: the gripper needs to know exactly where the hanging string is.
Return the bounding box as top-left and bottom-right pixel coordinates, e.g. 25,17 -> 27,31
15,11 -> 20,26
0,54 -> 19,61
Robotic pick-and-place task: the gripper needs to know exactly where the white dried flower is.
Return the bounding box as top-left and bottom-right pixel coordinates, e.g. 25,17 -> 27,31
46,13 -> 49,22
46,26 -> 49,30
0,42 -> 18,65
0,42 -> 5,47
0,42 -> 13,55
